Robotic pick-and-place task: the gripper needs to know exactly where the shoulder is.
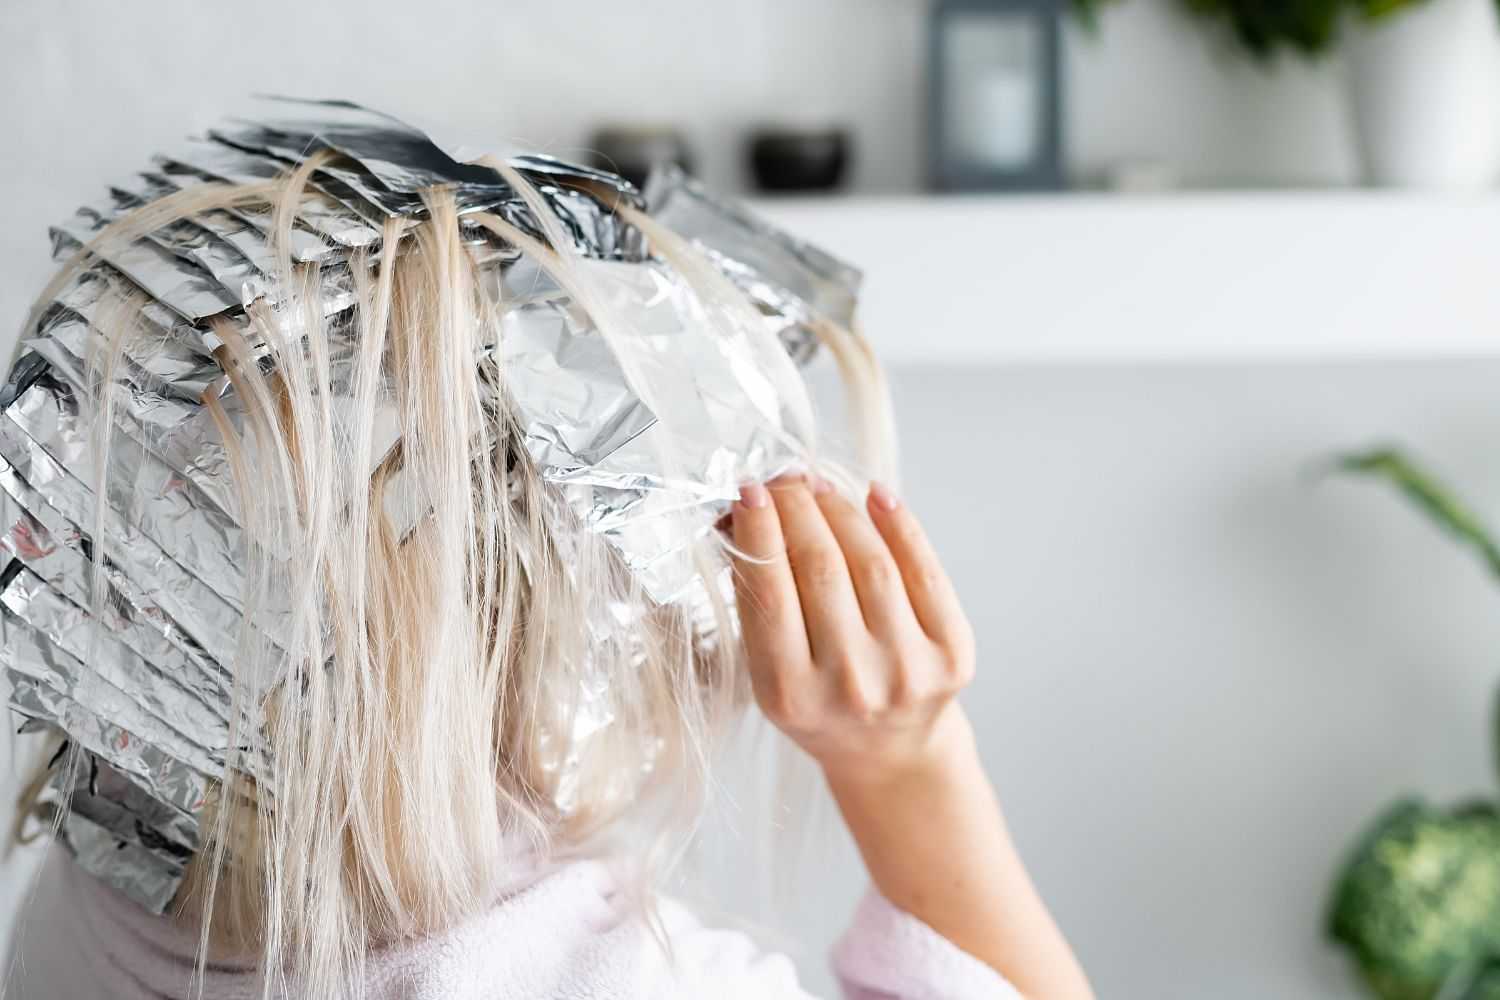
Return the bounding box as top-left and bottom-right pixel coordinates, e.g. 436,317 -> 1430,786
7,849 -> 820,1000
367,860 -> 818,1000
645,895 -> 817,1000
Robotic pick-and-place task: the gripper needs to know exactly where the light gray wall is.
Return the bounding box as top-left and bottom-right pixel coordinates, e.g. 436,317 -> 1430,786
748,359 -> 1500,999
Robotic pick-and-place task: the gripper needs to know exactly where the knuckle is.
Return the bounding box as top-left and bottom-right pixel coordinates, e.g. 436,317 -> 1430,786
744,580 -> 794,626
954,620 -> 977,662
755,671 -> 805,726
853,555 -> 899,595
941,644 -> 976,687
799,552 -> 847,591
952,657 -> 976,688
914,562 -> 945,596
837,671 -> 876,720
891,514 -> 924,549
886,669 -> 914,709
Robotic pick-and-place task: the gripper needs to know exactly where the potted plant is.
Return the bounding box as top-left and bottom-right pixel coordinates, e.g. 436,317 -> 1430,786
1327,448 -> 1500,999
1182,0 -> 1500,187
1345,0 -> 1500,189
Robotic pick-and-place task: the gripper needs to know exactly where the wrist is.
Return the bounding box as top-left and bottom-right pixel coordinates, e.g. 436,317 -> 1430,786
820,703 -> 978,799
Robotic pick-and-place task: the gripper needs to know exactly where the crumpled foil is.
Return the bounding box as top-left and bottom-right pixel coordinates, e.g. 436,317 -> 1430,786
3,98 -> 862,913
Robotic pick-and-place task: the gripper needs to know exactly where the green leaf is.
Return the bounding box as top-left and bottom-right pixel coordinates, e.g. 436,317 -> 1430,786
1178,0 -> 1345,59
1332,447 -> 1500,585
1358,0 -> 1426,20
1493,685 -> 1500,801
1071,0 -> 1117,32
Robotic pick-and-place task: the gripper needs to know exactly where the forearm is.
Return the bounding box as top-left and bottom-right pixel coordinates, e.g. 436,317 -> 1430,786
824,706 -> 1093,999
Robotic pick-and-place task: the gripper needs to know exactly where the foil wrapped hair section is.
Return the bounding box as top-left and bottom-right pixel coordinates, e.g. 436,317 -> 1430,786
2,98 -> 863,912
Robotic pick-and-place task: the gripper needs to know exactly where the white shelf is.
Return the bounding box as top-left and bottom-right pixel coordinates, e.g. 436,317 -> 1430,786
749,191 -> 1500,366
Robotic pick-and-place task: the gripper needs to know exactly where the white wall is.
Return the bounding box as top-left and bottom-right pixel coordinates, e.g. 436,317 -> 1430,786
871,361 -> 1500,999
0,0 -> 1362,345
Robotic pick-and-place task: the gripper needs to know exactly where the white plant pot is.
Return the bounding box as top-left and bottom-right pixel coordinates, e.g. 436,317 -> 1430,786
1346,0 -> 1500,189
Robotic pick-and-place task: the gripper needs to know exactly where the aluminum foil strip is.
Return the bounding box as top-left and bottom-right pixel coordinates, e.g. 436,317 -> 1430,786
211,125 -> 422,218
645,164 -> 860,356
0,359 -> 343,695
113,171 -> 312,271
56,262 -> 192,352
258,97 -> 643,209
49,225 -> 236,324
36,319 -> 406,543
51,763 -> 195,915
3,622 -> 216,810
365,261 -> 657,562
0,581 -> 230,776
7,670 -> 209,820
250,100 -> 506,201
29,316 -> 260,525
219,118 -> 582,250
221,100 -> 646,261
36,752 -> 198,904
40,306 -> 408,530
22,327 -> 244,518
61,809 -> 185,913
0,443 -> 260,676
156,143 -> 380,249
75,199 -> 261,304
1,557 -> 238,755
2,378 -> 255,619
75,191 -> 331,325
29,304 -> 221,445
127,169 -> 334,265
5,319 -> 397,599
60,750 -> 201,853
105,174 -> 361,318
535,259 -> 803,604
496,263 -> 657,475
0,483 -> 235,713
0,420 -> 290,705
53,273 -> 221,398
501,180 -> 646,265
380,249 -> 801,608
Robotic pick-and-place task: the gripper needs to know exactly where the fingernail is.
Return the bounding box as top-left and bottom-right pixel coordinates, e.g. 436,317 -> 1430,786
810,474 -> 833,495
738,482 -> 769,509
869,481 -> 900,512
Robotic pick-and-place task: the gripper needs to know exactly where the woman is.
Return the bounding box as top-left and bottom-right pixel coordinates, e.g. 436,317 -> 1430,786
1,100 -> 1091,999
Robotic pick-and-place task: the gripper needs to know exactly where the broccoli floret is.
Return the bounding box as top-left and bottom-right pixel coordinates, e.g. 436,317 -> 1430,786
1329,799 -> 1500,999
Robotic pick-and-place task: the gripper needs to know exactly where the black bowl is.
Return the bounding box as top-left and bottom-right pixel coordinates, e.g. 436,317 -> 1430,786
748,128 -> 850,193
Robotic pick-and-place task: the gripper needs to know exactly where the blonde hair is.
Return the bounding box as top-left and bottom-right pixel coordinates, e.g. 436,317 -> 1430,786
11,156 -> 893,999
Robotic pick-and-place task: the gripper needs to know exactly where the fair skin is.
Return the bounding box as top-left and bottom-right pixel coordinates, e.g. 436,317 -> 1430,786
729,474 -> 1094,999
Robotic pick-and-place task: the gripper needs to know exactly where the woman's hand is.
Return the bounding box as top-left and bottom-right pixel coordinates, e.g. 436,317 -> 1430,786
728,475 -> 976,786
729,474 -> 1095,999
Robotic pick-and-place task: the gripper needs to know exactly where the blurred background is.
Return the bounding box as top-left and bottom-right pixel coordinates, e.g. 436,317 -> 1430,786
7,1 -> 1500,997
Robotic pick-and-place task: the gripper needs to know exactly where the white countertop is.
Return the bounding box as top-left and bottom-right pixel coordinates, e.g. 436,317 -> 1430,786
750,192 -> 1500,365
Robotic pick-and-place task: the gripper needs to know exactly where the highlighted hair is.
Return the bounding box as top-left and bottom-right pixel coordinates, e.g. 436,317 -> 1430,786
13,162 -> 894,999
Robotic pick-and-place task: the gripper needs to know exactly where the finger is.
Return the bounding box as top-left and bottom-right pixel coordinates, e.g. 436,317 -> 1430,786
812,476 -> 921,640
770,475 -> 866,661
866,482 -> 967,648
730,482 -> 811,673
